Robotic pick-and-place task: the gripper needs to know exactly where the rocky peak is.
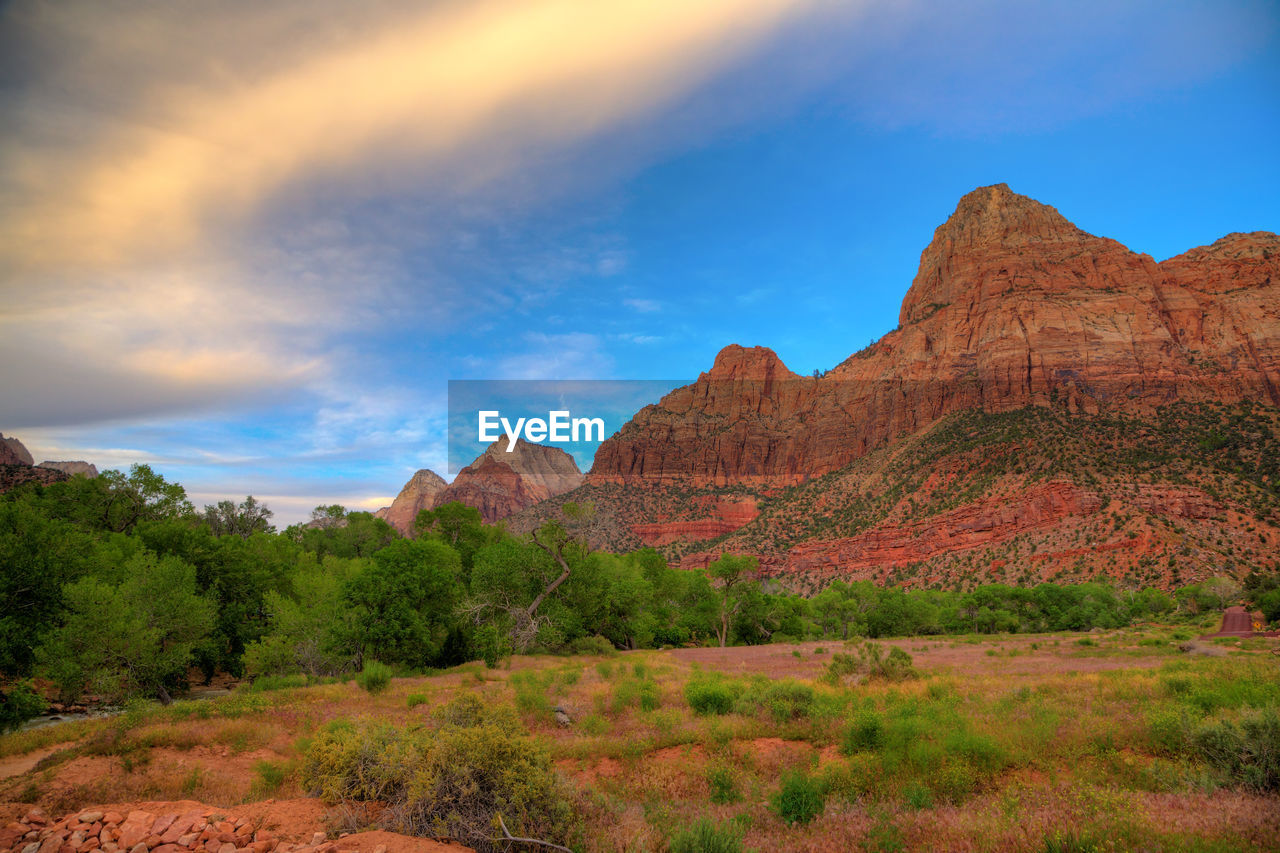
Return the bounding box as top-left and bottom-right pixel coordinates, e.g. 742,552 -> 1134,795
478,438 -> 584,497
0,433 -> 34,466
1165,231 -> 1279,263
432,439 -> 584,523
900,184 -> 1119,325
703,345 -> 799,382
376,467 -> 448,535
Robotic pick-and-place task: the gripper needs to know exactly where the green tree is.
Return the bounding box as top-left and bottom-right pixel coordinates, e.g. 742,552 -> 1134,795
340,539 -> 461,668
708,554 -> 758,647
202,496 -> 274,538
38,552 -> 215,703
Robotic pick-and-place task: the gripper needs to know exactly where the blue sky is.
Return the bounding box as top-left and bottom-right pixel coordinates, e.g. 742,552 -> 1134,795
1,0 -> 1277,525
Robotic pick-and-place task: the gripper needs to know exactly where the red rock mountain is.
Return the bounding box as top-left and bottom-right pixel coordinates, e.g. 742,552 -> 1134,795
379,440 -> 585,532
591,184 -> 1279,487
375,468 -> 448,534
513,184 -> 1280,589
435,439 -> 584,524
0,433 -> 34,466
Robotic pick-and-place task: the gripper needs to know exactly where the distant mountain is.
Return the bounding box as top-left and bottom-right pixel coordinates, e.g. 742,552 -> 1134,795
378,440 -> 584,533
0,433 -> 33,467
38,461 -> 99,478
511,184 -> 1280,590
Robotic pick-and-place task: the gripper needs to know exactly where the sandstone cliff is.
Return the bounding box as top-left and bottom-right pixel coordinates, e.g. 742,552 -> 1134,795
375,468 -> 448,535
435,439 -> 584,524
0,433 -> 34,466
515,184 -> 1280,590
38,461 -> 99,478
590,185 -> 1280,489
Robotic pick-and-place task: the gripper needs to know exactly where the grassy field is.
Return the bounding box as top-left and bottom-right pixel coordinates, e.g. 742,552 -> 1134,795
2,626 -> 1278,852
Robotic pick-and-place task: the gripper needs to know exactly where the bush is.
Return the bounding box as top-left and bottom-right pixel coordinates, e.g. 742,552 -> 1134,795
707,765 -> 740,804
736,678 -> 814,722
1193,708 -> 1280,792
302,697 -> 572,852
0,682 -> 45,733
565,635 -> 617,657
356,660 -> 393,694
842,710 -> 885,754
407,693 -> 428,709
685,678 -> 737,716
772,770 -> 826,825
824,643 -> 916,685
668,818 -> 743,853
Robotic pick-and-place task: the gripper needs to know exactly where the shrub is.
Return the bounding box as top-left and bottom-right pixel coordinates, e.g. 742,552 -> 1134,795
685,678 -> 737,716
566,635 -> 617,657
406,693 -> 428,709
251,759 -> 291,797
772,770 -> 826,825
1193,708 -> 1280,792
302,697 -> 572,852
707,765 -> 740,804
736,679 -> 814,722
902,782 -> 934,810
842,710 -> 885,754
668,818 -> 743,853
824,643 -> 916,685
0,682 -> 45,734
355,660 -> 393,694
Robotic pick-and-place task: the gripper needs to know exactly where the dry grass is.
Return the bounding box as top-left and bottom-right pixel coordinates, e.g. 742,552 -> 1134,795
2,632 -> 1278,850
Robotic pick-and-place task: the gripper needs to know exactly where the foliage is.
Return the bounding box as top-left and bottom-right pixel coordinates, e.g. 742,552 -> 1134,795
355,660 -> 393,694
37,552 -> 215,703
0,681 -> 45,733
302,696 -> 573,852
668,818 -> 744,853
685,677 -> 738,715
1192,708 -> 1280,792
771,770 -> 826,825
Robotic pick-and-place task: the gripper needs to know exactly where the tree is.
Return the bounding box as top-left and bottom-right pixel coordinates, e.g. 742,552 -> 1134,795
340,539 -> 461,668
203,496 -> 274,538
243,554 -> 362,678
708,554 -> 758,647
414,501 -> 493,575
38,552 -> 215,704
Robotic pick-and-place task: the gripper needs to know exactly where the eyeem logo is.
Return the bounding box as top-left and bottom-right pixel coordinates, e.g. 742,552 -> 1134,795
478,410 -> 605,452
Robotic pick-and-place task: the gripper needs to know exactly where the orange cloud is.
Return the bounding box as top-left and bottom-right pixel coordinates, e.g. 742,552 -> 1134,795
2,0 -> 821,271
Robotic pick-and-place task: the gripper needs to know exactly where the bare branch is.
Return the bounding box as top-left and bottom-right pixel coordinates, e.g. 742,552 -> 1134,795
497,813 -> 572,853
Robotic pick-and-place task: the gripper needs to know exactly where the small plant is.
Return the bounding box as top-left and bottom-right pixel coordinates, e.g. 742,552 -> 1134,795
707,765 -> 740,804
686,678 -> 736,715
251,759 -> 290,797
406,692 -> 428,709
814,647 -> 827,655
772,770 -> 826,825
355,660 -> 393,694
668,818 -> 743,853
841,709 -> 884,754
903,782 -> 934,810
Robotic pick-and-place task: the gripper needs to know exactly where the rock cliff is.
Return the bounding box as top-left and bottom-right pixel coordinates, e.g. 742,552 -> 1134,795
435,439 -> 584,524
375,468 -> 448,535
38,461 -> 99,477
519,184 -> 1280,589
0,433 -> 34,466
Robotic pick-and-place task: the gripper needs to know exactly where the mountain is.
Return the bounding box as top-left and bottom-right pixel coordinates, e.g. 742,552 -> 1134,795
38,461 -> 99,478
375,468 -> 448,534
435,439 -> 584,524
511,184 -> 1280,589
0,433 -> 34,467
378,440 -> 584,533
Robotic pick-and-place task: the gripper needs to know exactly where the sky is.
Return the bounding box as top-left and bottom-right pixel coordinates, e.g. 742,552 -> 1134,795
1,0 -> 1277,526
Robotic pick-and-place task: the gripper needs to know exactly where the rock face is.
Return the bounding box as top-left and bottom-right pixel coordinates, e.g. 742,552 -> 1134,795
557,184 -> 1280,588
379,441 -> 585,531
38,460 -> 99,477
375,468 -> 448,535
592,185 -> 1280,490
436,439 -> 584,524
0,432 -> 34,466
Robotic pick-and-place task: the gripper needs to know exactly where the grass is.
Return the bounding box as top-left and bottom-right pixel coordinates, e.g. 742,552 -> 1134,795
1,629 -> 1277,850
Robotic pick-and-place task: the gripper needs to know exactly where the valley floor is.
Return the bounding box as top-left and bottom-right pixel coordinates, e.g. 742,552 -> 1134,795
3,627 -> 1279,852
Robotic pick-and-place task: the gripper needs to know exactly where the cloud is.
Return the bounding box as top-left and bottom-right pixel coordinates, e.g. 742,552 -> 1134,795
0,0 -> 822,273
624,298 -> 661,313
497,332 -> 614,380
